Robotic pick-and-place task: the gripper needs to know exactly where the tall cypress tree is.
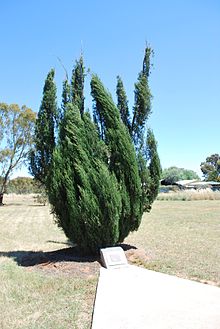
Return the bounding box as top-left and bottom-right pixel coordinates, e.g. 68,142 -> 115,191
48,103 -> 121,253
71,56 -> 85,116
131,47 -> 153,149
91,75 -> 142,241
60,78 -> 70,118
145,128 -> 162,205
29,69 -> 57,185
116,76 -> 131,132
129,47 -> 161,210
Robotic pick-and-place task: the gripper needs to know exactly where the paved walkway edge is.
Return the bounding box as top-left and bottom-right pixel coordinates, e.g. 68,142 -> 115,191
91,265 -> 220,329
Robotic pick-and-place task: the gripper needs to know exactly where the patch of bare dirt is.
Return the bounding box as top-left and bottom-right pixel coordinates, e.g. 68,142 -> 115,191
35,260 -> 100,278
125,247 -> 152,265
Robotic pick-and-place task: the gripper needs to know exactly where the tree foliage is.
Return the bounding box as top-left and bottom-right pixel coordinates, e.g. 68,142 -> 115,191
145,129 -> 162,204
200,154 -> 220,182
131,47 -> 153,148
71,56 -> 85,116
0,103 -> 36,196
116,76 -> 131,132
91,75 -> 143,241
61,79 -> 70,117
29,69 -> 57,185
7,177 -> 41,194
130,47 -> 160,210
161,166 -> 200,185
48,103 -> 122,252
31,48 -> 161,254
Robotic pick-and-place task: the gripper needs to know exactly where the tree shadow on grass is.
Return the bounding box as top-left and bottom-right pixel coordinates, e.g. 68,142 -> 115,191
1,203 -> 43,207
0,247 -> 99,267
0,243 -> 137,268
118,243 -> 137,252
46,240 -> 74,246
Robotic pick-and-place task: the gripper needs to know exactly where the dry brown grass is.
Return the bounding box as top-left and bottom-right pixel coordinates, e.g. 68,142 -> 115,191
125,200 -> 220,286
0,194 -> 97,329
157,188 -> 220,201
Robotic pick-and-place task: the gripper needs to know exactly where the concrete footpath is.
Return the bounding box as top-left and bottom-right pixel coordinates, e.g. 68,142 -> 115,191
91,265 -> 220,329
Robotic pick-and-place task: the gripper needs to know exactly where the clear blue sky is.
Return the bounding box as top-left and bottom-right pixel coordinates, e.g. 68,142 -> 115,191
1,0 -> 220,177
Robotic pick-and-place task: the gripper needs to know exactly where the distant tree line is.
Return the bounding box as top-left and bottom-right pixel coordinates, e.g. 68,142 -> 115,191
161,153 -> 220,186
161,167 -> 199,185
5,177 -> 42,194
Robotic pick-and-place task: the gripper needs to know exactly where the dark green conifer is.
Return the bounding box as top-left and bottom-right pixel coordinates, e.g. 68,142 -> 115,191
145,128 -> 162,205
48,104 -> 121,253
116,76 -> 131,132
91,75 -> 142,241
129,47 -> 161,209
29,69 -> 57,185
71,56 -> 85,115
131,47 -> 153,149
61,79 -> 70,113
32,48 -> 161,254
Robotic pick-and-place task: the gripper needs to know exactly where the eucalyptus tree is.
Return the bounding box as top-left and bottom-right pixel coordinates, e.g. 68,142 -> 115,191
200,154 -> 220,182
0,103 -> 36,203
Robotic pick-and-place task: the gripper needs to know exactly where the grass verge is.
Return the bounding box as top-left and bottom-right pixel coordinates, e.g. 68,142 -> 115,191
0,260 -> 96,329
0,194 -> 97,329
125,200 -> 220,286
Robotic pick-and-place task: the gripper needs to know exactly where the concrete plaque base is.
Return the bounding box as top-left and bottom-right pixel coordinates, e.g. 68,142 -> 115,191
100,246 -> 128,269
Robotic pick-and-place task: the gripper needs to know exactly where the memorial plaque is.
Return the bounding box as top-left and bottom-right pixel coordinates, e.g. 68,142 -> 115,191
100,247 -> 128,269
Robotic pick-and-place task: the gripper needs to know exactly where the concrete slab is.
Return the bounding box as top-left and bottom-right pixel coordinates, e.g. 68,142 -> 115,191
91,266 -> 220,329
100,246 -> 128,269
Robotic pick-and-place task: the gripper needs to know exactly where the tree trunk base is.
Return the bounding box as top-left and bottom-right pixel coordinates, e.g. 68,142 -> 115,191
0,193 -> 4,205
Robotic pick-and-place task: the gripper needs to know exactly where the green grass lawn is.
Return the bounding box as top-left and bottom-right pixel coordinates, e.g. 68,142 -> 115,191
0,195 -> 220,328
